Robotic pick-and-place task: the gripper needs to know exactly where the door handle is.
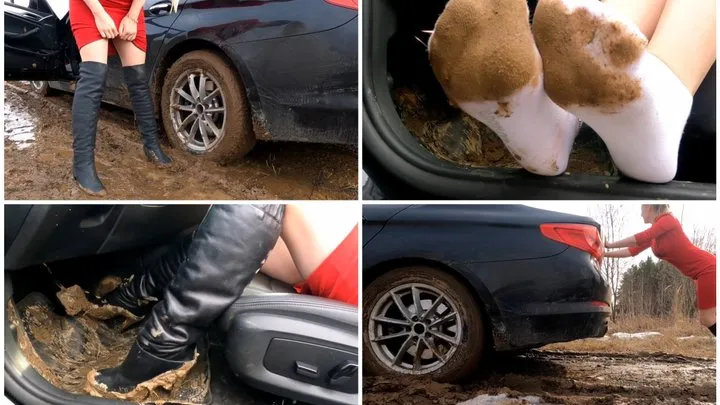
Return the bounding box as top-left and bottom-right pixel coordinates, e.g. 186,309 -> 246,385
148,2 -> 172,15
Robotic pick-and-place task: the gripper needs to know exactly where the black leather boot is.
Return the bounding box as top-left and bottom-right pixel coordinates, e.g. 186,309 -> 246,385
72,61 -> 108,195
123,64 -> 172,167
90,205 -> 284,394
101,233 -> 193,318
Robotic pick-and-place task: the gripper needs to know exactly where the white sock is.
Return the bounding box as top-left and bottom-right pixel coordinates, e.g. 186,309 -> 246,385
533,0 -> 693,183
427,0 -> 580,176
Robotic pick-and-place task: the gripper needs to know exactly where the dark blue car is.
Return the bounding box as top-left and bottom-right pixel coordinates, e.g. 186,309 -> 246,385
5,0 -> 358,161
362,204 -> 611,382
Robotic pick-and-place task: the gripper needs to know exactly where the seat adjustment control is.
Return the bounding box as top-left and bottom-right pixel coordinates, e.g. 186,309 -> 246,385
328,360 -> 358,385
295,361 -> 319,379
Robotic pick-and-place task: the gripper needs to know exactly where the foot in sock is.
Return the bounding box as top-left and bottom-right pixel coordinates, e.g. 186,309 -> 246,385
427,0 -> 580,176
533,0 -> 693,183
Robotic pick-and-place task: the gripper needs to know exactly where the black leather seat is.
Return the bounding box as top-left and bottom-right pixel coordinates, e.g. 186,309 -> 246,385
219,273 -> 358,405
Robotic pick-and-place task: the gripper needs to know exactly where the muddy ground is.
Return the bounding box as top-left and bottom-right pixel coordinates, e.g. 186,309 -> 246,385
392,86 -> 615,177
363,351 -> 716,405
4,82 -> 357,200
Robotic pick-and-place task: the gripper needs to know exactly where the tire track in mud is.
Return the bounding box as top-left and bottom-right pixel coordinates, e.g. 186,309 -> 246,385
363,351 -> 716,405
4,82 -> 357,200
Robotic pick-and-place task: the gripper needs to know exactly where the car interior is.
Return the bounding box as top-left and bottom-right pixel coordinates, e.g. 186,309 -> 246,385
363,0 -> 716,199
5,205 -> 358,405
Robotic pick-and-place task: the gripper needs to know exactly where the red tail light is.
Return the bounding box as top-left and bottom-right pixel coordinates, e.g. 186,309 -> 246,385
540,223 -> 603,266
324,0 -> 358,10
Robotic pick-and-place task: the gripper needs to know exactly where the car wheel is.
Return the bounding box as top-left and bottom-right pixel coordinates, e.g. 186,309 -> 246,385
363,266 -> 486,382
29,81 -> 56,96
161,50 -> 255,161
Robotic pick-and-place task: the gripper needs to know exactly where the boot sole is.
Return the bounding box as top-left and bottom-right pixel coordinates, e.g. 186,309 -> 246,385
75,182 -> 107,196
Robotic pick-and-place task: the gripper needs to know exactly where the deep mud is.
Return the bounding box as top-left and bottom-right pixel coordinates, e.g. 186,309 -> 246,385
4,82 -> 357,200
10,289 -> 210,404
392,86 -> 615,176
363,351 -> 716,405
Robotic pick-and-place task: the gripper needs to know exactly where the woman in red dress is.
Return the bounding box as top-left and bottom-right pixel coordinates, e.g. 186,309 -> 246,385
605,204 -> 716,335
69,0 -> 173,195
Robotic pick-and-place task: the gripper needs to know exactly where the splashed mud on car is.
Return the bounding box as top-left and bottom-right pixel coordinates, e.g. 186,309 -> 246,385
4,82 -> 357,200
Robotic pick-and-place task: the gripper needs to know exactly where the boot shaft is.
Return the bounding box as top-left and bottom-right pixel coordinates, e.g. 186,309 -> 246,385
137,204 -> 285,358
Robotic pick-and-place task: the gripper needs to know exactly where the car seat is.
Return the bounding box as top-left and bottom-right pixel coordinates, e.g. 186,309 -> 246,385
219,273 -> 358,405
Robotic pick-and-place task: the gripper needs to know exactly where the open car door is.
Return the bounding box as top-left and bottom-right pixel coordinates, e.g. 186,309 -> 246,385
5,0 -> 77,81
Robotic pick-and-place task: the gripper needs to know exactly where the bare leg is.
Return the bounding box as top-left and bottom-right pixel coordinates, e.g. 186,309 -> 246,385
698,308 -> 716,328
112,39 -> 146,66
261,237 -> 303,285
647,0 -> 716,94
79,39 -> 109,63
602,0 -> 666,39
260,203 -> 357,285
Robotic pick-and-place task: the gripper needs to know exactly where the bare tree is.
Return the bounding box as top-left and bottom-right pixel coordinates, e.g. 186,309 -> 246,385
691,224 -> 716,253
588,204 -> 628,321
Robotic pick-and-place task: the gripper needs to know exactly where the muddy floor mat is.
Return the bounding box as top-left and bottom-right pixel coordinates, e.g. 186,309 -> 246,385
9,291 -> 211,405
392,84 -> 615,176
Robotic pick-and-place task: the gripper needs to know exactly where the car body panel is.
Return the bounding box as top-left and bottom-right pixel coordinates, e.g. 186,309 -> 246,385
363,204 -> 611,351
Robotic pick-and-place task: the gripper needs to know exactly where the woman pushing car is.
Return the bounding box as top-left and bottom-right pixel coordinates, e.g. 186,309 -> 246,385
605,204 -> 716,335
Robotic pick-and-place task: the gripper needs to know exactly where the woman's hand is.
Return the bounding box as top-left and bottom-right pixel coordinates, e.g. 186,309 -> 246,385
93,9 -> 118,39
119,15 -> 138,41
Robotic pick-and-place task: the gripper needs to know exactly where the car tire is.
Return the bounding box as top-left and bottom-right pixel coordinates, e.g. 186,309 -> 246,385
161,50 -> 255,161
363,266 -> 486,382
29,81 -> 56,96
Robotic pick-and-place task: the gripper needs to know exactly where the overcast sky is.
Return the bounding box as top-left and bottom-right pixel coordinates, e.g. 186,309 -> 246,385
525,202 -> 718,268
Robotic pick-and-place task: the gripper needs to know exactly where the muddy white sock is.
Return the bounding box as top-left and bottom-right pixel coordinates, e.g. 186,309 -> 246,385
428,0 -> 579,176
533,0 -> 693,183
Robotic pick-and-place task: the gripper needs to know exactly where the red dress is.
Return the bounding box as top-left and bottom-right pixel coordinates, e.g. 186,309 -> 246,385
69,0 -> 147,56
295,225 -> 358,306
629,213 -> 716,309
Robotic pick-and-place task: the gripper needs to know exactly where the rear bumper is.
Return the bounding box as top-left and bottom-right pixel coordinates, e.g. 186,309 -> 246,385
480,248 -> 612,351
494,305 -> 610,351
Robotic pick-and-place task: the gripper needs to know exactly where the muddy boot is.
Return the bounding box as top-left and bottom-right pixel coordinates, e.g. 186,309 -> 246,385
101,233 -> 193,319
72,61 -> 108,195
123,64 -> 172,167
87,205 -> 284,395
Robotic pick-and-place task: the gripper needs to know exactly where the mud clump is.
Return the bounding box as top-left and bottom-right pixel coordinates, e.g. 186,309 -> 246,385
393,85 -> 614,175
533,0 -> 645,110
56,285 -> 142,329
429,0 -> 540,103
9,291 -> 210,405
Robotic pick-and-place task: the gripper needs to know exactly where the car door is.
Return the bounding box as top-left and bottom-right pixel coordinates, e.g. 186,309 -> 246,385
5,0 -> 77,81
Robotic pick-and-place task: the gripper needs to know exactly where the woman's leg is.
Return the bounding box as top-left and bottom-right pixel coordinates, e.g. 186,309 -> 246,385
113,39 -> 173,166
698,308 -> 716,330
279,203 -> 358,280
72,40 -> 110,195
261,237 -> 303,285
602,0 -> 666,39
647,0 -> 716,94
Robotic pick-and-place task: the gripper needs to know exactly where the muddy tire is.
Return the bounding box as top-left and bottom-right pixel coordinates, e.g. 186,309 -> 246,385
161,50 -> 255,161
363,266 -> 486,383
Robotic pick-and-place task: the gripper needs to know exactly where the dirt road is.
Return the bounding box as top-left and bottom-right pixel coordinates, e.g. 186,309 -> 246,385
4,82 -> 357,200
363,351 -> 716,405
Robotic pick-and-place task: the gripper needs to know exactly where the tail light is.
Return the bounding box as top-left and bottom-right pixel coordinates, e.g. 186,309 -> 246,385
324,0 -> 358,10
540,223 -> 603,267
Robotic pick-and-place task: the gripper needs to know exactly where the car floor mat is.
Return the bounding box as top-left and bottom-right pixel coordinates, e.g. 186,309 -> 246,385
10,290 -> 211,405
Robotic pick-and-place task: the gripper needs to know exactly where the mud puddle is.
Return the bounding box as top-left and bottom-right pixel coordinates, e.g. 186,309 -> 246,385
363,351 -> 716,405
4,82 -> 357,200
